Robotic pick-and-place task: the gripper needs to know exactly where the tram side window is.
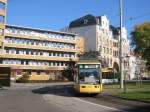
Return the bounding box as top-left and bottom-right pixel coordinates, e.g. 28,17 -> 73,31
102,73 -> 111,79
102,72 -> 116,79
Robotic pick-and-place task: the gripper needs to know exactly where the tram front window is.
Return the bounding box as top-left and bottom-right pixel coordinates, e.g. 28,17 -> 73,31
79,68 -> 100,84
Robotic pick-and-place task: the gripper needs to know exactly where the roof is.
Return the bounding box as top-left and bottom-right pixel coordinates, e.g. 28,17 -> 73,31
77,60 -> 101,65
69,14 -> 97,28
6,24 -> 77,36
69,14 -> 120,37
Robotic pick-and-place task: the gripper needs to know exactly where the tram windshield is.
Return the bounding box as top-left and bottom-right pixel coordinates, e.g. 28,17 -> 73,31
78,64 -> 100,84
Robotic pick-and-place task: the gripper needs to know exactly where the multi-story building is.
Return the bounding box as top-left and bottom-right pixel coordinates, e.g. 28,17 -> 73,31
62,14 -> 130,73
0,0 -> 7,52
0,0 -> 86,82
0,24 -> 81,81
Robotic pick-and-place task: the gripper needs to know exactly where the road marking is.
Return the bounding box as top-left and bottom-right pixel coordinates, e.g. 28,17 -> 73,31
73,97 -> 125,112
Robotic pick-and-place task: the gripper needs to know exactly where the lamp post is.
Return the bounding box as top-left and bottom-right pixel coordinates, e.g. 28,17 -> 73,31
119,0 -> 124,89
98,53 -> 103,85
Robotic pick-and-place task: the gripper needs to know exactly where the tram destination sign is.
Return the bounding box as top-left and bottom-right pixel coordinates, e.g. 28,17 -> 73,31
79,64 -> 99,69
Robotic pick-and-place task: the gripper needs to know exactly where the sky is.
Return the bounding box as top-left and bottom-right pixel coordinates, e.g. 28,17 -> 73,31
7,0 -> 150,37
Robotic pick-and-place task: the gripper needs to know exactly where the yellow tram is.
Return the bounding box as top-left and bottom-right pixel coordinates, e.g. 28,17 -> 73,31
74,59 -> 102,94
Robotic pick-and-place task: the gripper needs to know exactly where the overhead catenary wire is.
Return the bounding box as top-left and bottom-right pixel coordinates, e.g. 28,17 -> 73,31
125,11 -> 150,23
110,11 -> 150,27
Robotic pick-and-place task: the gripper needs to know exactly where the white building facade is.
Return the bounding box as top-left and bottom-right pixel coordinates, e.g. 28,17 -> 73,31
62,14 -> 131,78
129,55 -> 136,79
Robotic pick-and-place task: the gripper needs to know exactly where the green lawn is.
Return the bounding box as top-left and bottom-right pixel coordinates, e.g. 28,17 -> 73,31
116,91 -> 150,102
103,82 -> 150,102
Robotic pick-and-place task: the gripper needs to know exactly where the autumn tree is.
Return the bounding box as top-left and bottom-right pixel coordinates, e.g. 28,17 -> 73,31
131,22 -> 150,70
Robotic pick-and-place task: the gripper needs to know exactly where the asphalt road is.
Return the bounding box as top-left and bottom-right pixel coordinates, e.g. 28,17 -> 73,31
0,82 -> 149,112
0,83 -> 65,112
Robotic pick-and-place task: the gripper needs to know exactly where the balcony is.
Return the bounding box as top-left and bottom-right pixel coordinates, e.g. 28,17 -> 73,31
0,0 -> 7,4
0,64 -> 67,70
4,43 -> 76,52
5,33 -> 76,44
0,53 -> 78,61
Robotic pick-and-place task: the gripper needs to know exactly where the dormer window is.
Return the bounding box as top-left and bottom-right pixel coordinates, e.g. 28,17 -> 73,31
84,19 -> 88,24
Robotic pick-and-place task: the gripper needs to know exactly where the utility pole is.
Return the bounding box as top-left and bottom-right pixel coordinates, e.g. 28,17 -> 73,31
119,0 -> 124,89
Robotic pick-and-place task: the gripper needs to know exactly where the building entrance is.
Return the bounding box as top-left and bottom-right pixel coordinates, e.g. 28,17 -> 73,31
0,67 -> 11,87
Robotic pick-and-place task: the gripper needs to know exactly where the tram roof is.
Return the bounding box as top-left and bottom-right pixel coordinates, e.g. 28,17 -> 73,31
77,59 -> 101,65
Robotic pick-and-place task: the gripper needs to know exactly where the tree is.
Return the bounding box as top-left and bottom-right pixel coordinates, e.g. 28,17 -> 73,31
131,22 -> 150,70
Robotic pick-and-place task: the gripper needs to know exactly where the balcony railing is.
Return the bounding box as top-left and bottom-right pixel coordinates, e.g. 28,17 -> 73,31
0,53 -> 78,61
4,43 -> 76,52
5,33 -> 76,44
0,64 -> 67,70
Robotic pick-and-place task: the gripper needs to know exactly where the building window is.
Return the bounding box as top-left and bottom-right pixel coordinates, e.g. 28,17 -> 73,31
84,19 -> 88,24
107,48 -> 109,54
37,71 -> 41,75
